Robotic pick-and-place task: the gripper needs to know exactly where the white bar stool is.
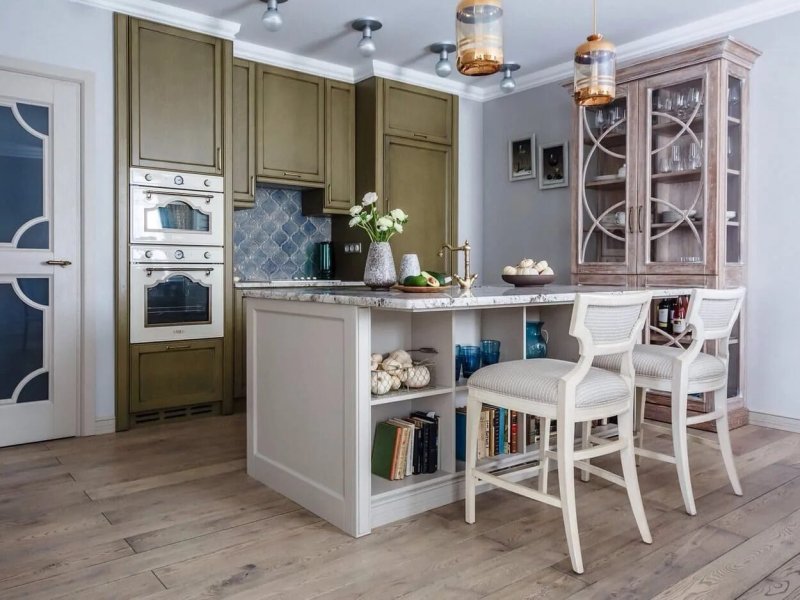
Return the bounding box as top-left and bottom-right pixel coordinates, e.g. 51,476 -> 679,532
593,288 -> 745,516
464,292 -> 653,574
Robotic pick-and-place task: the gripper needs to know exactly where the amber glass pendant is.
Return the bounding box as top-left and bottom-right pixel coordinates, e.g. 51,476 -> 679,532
573,0 -> 617,106
456,0 -> 504,76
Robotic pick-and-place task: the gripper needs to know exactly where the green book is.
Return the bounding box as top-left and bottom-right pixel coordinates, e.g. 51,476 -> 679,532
372,422 -> 400,480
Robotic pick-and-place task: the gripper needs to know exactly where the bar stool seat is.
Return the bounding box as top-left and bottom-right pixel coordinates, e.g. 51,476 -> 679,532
469,358 -> 630,411
595,345 -> 726,385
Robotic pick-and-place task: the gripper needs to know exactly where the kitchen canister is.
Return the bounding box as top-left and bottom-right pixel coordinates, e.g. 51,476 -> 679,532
398,253 -> 421,283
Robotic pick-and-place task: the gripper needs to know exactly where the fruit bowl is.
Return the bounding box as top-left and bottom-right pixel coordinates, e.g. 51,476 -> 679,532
502,274 -> 556,287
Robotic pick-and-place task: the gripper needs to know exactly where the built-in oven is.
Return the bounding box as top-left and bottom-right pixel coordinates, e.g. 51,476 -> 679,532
130,245 -> 224,343
130,168 -> 225,247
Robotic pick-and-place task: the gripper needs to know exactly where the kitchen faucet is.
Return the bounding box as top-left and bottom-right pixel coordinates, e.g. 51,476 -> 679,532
438,240 -> 478,289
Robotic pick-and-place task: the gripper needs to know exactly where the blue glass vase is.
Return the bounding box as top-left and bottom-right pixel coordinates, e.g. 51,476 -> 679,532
526,321 -> 549,359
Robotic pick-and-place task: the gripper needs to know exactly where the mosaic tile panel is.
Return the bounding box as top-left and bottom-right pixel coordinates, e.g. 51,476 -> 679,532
233,187 -> 331,281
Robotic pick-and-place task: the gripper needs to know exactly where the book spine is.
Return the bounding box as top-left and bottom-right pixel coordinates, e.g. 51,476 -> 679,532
511,411 -> 518,453
428,416 -> 439,473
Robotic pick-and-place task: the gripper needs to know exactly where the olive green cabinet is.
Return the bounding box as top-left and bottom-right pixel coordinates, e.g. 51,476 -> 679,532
384,136 -> 452,273
257,65 -> 325,184
383,80 -> 454,146
130,339 -> 224,413
129,19 -> 224,174
232,58 -> 256,207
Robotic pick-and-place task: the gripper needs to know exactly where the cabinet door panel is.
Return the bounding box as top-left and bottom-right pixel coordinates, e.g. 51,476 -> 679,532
325,80 -> 355,212
232,59 -> 256,206
130,20 -> 223,174
257,66 -> 324,183
384,81 -> 453,145
384,137 -> 453,273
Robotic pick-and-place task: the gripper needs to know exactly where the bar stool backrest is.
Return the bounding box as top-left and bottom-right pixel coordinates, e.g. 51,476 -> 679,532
686,288 -> 745,343
570,292 -> 653,359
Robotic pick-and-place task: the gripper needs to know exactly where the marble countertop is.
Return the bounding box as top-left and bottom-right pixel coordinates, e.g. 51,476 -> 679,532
242,284 -> 692,311
235,280 -> 365,289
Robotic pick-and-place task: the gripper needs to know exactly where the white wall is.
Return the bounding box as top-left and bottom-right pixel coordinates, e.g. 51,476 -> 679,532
0,0 -> 115,421
481,83 -> 574,284
458,98 -> 484,276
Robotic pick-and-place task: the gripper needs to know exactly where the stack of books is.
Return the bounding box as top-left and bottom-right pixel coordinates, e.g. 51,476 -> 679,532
455,406 -> 520,461
371,412 -> 439,481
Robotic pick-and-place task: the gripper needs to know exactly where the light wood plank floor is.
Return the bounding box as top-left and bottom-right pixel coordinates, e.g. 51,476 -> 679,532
2,414 -> 800,599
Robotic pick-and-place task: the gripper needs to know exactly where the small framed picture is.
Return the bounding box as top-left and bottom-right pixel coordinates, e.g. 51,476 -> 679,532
508,135 -> 535,182
539,142 -> 569,190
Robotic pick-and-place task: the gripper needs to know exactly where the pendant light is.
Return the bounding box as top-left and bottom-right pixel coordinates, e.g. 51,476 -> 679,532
352,19 -> 383,58
499,63 -> 519,94
456,0 -> 504,76
260,0 -> 288,32
573,0 -> 617,106
430,43 -> 457,78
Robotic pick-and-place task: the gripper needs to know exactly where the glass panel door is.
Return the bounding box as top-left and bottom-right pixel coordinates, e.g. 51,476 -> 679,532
643,69 -> 708,272
577,85 -> 635,272
146,274 -> 211,327
725,75 -> 744,264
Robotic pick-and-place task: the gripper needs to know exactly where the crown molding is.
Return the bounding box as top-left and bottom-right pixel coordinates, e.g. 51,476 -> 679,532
487,0 -> 800,102
67,0 -> 241,39
234,41 -> 356,83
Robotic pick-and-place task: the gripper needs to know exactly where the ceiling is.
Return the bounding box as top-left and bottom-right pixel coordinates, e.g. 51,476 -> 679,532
153,0 -> 762,89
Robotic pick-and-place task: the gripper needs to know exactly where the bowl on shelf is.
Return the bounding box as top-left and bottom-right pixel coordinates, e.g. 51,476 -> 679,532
660,210 -> 681,224
502,274 -> 556,287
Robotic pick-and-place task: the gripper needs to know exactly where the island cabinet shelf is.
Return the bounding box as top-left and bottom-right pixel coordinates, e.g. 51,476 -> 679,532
243,286 -> 690,538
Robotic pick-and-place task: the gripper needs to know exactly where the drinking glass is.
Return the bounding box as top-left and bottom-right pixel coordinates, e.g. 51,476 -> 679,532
461,346 -> 481,379
671,144 -> 683,172
688,142 -> 702,170
480,339 -> 501,366
455,344 -> 463,382
675,91 -> 689,119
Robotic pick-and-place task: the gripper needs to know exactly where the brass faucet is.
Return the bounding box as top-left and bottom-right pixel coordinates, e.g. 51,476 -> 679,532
438,240 -> 478,289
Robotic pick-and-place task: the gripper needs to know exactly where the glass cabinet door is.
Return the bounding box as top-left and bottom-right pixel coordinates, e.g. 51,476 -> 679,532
640,66 -> 710,274
576,84 -> 635,273
725,72 -> 745,265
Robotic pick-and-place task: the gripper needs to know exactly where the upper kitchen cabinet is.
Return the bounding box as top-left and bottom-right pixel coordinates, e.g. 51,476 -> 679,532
257,65 -> 325,185
129,19 -> 224,174
232,59 -> 256,208
383,80 -> 454,146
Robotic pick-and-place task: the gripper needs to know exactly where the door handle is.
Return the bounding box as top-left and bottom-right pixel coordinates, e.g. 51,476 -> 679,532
413,133 -> 429,140
282,172 -> 304,179
46,260 -> 72,267
250,175 -> 255,197
638,207 -> 644,233
628,207 -> 634,234
166,344 -> 191,351
216,147 -> 222,171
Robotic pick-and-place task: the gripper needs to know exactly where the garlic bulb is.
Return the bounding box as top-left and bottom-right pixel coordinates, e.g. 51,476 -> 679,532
540,267 -> 555,276
389,350 -> 413,367
502,265 -> 517,275
518,258 -> 535,269
406,366 -> 431,389
517,267 -> 537,275
534,260 -> 549,273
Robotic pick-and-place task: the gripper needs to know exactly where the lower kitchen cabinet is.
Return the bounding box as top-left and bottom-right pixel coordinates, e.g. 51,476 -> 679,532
130,339 -> 224,415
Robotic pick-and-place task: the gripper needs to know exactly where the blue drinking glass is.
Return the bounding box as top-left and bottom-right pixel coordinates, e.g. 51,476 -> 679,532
480,340 -> 501,366
455,344 -> 463,381
461,346 -> 481,378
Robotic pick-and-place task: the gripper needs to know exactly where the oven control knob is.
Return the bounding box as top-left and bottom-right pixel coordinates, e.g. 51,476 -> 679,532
204,251 -> 211,259
174,175 -> 184,186
145,250 -> 153,259
174,249 -> 184,260
144,173 -> 153,182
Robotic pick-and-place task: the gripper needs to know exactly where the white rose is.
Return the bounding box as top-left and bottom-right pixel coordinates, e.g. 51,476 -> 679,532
378,225 -> 388,232
349,216 -> 361,227
377,216 -> 393,229
394,222 -> 404,233
362,192 -> 378,206
349,205 -> 363,216
390,208 -> 407,221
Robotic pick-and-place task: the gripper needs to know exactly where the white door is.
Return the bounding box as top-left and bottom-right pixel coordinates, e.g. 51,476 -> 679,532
0,69 -> 80,447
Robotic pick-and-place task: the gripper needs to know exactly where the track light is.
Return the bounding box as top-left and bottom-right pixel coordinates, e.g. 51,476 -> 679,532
352,18 -> 382,58
499,63 -> 519,94
260,0 -> 288,32
430,43 -> 457,78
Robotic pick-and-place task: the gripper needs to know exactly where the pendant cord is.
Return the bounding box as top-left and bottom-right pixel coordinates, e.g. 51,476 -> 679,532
593,0 -> 597,35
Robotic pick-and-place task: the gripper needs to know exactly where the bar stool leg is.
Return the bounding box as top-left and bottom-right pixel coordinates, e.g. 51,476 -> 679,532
557,419 -> 583,574
538,417 -> 551,494
618,408 -> 652,544
635,387 -> 647,466
714,387 -> 742,496
580,422 -> 591,483
671,383 -> 697,516
465,396 -> 481,524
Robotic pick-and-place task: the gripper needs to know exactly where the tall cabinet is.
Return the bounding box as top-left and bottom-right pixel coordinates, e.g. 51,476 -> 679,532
571,37 -> 760,429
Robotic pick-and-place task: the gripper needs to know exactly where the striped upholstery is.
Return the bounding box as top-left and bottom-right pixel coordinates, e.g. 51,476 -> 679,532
594,344 -> 725,383
585,303 -> 643,345
468,359 -> 630,408
698,297 -> 738,331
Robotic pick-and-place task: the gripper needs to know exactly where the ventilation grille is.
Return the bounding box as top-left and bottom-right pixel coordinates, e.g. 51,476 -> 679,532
132,402 -> 219,426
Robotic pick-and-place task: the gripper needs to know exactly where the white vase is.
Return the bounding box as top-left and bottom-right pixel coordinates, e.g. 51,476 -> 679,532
398,254 -> 421,283
363,242 -> 396,290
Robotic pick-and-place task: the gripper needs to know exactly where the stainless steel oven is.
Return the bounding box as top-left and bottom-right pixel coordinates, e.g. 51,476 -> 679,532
130,168 -> 224,247
130,245 -> 224,343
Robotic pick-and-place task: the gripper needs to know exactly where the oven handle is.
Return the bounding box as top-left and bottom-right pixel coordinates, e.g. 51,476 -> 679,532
145,267 -> 215,276
143,190 -> 216,204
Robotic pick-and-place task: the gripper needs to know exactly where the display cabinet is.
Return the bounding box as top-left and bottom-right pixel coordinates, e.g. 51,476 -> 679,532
571,37 -> 760,429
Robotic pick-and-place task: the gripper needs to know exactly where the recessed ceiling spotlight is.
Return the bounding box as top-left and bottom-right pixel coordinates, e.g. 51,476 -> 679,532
260,0 -> 288,32
499,62 -> 520,94
430,43 -> 457,78
352,18 -> 383,58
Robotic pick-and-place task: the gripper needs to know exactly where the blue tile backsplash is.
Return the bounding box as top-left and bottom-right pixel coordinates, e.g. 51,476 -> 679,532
233,187 -> 331,281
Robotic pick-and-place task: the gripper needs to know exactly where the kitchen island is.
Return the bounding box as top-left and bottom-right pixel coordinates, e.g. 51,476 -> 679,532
244,285 -> 690,537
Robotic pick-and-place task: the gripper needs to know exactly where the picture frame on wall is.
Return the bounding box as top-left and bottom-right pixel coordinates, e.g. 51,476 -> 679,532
539,142 -> 569,190
508,135 -> 535,182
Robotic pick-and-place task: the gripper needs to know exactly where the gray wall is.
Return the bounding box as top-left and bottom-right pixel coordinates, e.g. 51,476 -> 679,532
458,98 -> 485,276
482,83 -> 574,284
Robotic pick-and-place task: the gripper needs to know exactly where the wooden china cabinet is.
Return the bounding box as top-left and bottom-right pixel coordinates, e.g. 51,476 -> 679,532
570,37 -> 760,430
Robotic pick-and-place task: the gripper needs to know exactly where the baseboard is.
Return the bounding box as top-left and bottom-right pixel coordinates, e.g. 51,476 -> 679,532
93,417 -> 116,435
749,412 -> 800,434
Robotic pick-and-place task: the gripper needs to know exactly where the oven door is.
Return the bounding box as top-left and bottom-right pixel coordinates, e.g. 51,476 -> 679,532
130,263 -> 224,343
130,186 -> 224,246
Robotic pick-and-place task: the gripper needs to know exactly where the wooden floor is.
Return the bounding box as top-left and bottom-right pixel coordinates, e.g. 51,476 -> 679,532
2,415 -> 800,599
